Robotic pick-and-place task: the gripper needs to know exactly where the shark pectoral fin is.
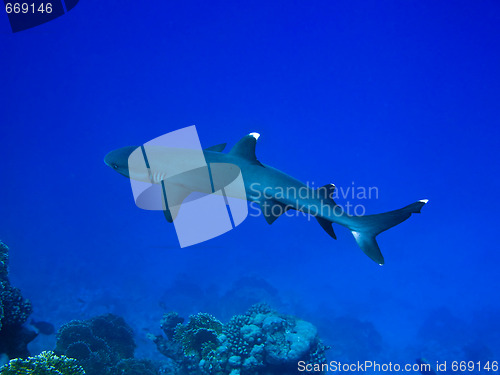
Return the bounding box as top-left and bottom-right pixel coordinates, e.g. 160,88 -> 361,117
258,198 -> 291,225
204,143 -> 227,152
352,231 -> 384,265
316,217 -> 337,239
160,182 -> 175,223
163,206 -> 174,223
229,133 -> 264,167
160,181 -> 194,223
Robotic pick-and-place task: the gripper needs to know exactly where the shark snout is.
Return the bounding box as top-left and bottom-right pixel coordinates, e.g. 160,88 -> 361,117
104,146 -> 139,178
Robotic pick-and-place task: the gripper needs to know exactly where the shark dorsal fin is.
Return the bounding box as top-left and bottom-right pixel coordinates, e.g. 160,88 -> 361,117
229,133 -> 263,166
317,184 -> 337,206
204,143 -> 227,152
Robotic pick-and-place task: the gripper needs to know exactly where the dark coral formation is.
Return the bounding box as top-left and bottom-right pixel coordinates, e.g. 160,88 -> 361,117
152,304 -> 328,375
0,241 -> 36,359
0,351 -> 85,375
112,358 -> 160,375
55,313 -> 158,375
160,312 -> 184,340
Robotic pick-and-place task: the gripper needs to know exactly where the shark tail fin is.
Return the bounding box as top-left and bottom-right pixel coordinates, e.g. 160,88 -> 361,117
347,199 -> 428,265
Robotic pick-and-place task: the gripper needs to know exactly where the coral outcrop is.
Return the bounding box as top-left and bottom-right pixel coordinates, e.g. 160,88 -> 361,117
174,313 -> 223,357
152,304 -> 328,375
161,312 -> 184,340
0,351 -> 85,375
0,241 -> 36,359
55,313 -> 157,375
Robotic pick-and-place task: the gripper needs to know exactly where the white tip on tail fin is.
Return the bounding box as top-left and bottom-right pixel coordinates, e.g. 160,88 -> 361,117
347,199 -> 428,265
352,230 -> 385,265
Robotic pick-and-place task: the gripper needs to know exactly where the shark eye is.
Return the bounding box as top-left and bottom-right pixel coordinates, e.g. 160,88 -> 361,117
112,164 -> 119,170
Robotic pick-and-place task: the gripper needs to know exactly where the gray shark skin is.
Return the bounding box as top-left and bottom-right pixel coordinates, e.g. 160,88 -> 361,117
104,133 -> 428,265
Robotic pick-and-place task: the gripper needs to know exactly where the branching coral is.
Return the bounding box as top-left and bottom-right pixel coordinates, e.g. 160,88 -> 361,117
174,313 -> 223,357
0,351 -> 85,375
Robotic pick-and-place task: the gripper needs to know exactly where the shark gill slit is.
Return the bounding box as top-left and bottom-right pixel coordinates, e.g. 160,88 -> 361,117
140,145 -> 154,183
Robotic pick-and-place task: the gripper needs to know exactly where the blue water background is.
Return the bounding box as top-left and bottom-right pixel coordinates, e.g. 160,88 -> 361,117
1,0 -> 499,364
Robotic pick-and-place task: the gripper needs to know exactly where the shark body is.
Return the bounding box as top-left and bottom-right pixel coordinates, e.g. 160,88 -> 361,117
105,132 -> 427,264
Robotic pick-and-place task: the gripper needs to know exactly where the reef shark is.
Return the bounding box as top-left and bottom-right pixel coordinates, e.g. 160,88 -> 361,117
105,132 -> 427,265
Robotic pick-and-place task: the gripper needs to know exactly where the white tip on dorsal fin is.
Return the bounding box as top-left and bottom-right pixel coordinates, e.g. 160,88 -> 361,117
317,183 -> 337,205
229,133 -> 264,166
419,199 -> 429,204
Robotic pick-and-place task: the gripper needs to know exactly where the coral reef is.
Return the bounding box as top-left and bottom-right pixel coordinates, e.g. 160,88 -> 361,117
55,313 -> 157,375
0,241 -> 36,359
152,304 -> 328,375
0,351 -> 85,375
0,241 -> 329,374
